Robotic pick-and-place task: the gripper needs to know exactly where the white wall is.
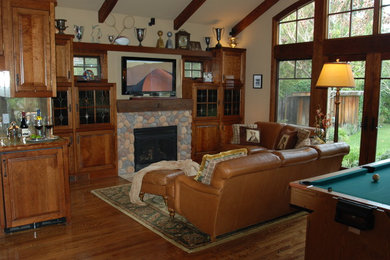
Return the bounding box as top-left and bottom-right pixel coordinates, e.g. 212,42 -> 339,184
239,0 -> 298,123
55,1 -> 298,120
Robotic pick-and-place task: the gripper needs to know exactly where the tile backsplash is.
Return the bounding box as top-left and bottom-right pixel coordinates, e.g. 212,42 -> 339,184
0,97 -> 49,135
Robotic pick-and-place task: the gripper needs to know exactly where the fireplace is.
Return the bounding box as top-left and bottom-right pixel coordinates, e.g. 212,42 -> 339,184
134,126 -> 177,171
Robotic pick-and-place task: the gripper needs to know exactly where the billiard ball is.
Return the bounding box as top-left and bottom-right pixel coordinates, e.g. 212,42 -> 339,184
327,187 -> 333,192
372,173 -> 380,182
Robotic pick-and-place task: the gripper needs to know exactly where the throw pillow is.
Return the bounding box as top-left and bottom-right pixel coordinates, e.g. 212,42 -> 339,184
194,148 -> 248,185
295,128 -> 311,148
231,124 -> 257,144
276,128 -> 298,150
239,126 -> 261,145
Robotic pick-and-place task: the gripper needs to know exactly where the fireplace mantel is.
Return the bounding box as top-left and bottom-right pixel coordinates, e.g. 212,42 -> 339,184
117,98 -> 193,113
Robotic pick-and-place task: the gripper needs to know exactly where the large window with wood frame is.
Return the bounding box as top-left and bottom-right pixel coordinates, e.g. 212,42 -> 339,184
328,0 -> 375,38
277,60 -> 312,125
278,1 -> 315,44
272,0 -> 390,167
382,0 -> 390,33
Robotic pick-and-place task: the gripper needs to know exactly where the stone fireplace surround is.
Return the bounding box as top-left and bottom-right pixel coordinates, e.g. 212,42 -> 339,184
117,99 -> 192,176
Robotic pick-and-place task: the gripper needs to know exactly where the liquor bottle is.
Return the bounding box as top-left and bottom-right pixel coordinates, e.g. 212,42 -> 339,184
20,111 -> 30,137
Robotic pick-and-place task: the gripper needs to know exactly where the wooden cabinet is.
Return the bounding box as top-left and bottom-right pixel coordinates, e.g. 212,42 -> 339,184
2,0 -> 56,97
191,48 -> 245,161
55,34 -> 74,84
75,130 -> 117,178
0,140 -> 70,231
212,47 -> 246,85
75,83 -> 116,128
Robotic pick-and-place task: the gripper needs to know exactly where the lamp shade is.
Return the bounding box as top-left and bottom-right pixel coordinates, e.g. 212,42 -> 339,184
316,61 -> 355,88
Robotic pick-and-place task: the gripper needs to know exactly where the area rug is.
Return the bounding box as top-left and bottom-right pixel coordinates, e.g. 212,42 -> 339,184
91,183 -> 307,253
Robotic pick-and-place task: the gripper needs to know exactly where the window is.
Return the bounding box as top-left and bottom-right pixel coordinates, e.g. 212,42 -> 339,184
73,56 -> 101,80
381,0 -> 390,33
377,60 -> 390,160
328,0 -> 375,38
184,61 -> 202,78
277,60 -> 312,125
278,1 -> 315,44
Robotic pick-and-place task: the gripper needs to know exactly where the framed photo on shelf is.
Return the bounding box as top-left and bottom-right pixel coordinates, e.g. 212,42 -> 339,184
253,74 -> 263,89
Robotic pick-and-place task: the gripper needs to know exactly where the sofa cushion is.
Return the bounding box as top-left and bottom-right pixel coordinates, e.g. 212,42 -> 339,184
295,128 -> 311,148
194,148 -> 248,185
272,147 -> 318,166
276,127 -> 298,150
239,126 -> 261,145
231,124 -> 257,144
255,121 -> 286,149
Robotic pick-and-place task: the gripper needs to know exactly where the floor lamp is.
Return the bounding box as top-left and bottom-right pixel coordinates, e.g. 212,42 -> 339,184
316,60 -> 355,142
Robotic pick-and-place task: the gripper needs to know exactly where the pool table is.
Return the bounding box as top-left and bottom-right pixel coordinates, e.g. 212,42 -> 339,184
290,159 -> 390,260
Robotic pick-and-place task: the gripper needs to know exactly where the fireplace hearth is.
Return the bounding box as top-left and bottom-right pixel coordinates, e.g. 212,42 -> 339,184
134,126 -> 177,171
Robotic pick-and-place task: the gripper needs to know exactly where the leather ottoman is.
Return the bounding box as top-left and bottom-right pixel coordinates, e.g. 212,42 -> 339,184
140,169 -> 184,217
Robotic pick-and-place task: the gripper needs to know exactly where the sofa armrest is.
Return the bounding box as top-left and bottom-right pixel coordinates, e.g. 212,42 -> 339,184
310,142 -> 350,159
272,147 -> 318,166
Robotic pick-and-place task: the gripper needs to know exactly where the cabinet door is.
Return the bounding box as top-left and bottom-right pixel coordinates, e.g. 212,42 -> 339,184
1,148 -> 67,228
75,130 -> 116,176
75,83 -> 115,128
193,84 -> 219,119
55,34 -> 73,83
56,132 -> 75,175
53,86 -> 73,130
192,121 -> 220,162
11,5 -> 55,97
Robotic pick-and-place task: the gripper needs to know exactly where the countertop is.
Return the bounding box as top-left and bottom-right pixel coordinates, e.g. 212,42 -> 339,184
0,136 -> 68,153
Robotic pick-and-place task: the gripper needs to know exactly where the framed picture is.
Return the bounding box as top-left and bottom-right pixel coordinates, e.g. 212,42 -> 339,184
253,74 -> 263,89
190,41 -> 202,51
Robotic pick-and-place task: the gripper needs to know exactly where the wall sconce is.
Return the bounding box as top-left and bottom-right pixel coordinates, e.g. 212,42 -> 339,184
229,37 -> 238,48
0,71 -> 10,97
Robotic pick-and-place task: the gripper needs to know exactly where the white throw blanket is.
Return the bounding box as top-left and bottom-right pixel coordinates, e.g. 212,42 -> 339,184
129,159 -> 200,205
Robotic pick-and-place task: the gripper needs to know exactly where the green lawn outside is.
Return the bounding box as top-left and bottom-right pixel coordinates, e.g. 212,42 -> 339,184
340,123 -> 390,168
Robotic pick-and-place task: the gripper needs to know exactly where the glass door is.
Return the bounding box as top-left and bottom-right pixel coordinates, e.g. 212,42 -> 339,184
326,60 -> 366,167
376,59 -> 390,161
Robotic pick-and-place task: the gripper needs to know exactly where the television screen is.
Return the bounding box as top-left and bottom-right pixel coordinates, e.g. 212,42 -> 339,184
121,56 -> 176,97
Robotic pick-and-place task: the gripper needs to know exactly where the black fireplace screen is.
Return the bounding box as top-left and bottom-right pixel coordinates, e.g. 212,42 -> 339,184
134,126 -> 177,171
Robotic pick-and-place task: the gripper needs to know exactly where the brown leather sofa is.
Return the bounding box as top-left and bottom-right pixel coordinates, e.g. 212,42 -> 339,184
220,121 -> 320,153
170,142 -> 349,240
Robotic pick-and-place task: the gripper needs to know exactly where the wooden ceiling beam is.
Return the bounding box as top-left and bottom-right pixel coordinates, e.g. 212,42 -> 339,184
174,0 -> 207,30
230,0 -> 280,37
98,0 -> 118,23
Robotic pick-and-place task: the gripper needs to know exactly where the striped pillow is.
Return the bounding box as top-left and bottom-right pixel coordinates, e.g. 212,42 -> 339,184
194,148 -> 248,185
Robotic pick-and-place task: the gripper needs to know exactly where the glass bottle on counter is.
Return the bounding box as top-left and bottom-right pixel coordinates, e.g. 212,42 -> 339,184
34,109 -> 43,137
20,112 -> 30,138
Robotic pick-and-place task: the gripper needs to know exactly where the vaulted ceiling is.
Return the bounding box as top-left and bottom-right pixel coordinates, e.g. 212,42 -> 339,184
56,0 -> 280,36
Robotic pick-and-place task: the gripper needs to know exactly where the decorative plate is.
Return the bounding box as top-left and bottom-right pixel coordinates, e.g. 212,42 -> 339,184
83,69 -> 94,80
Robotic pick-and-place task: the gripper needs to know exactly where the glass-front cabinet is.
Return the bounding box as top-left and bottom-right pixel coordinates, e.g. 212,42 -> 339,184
223,87 -> 241,116
75,82 -> 115,128
195,84 -> 219,118
53,86 -> 73,130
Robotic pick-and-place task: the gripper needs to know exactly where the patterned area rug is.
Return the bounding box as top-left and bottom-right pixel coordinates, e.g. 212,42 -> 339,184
91,183 -> 307,253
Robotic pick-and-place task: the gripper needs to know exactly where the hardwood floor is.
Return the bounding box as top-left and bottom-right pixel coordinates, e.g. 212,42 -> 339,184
0,176 -> 306,259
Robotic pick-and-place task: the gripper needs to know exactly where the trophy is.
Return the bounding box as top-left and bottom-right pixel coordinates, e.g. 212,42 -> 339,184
156,30 -> 164,48
74,25 -> 84,42
135,28 -> 146,47
213,27 -> 224,48
55,19 -> 68,34
166,31 -> 173,49
205,37 -> 211,51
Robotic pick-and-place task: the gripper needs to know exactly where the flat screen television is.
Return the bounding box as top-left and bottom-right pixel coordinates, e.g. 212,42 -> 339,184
121,56 -> 176,97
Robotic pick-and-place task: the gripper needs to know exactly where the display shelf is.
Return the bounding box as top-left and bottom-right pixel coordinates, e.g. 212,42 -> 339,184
73,42 -> 213,58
